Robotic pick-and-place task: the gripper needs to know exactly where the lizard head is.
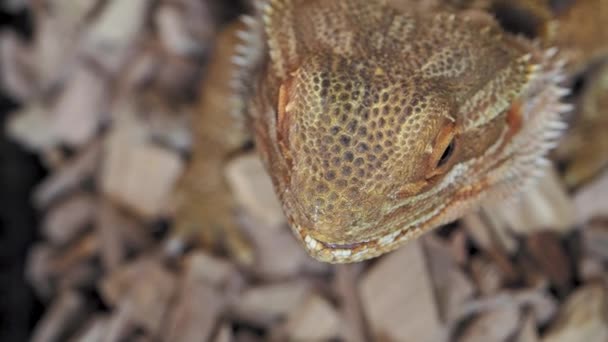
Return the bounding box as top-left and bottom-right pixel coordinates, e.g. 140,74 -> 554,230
247,0 -> 567,263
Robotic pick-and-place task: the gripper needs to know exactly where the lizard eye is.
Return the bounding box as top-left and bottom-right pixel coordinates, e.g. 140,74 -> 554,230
427,124 -> 457,179
437,138 -> 455,168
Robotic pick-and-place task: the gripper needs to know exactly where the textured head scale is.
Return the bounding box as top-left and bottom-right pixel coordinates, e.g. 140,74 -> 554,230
246,0 -> 567,263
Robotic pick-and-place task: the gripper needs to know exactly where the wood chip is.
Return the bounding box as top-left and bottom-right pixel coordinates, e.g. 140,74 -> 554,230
574,170 -> 608,223
232,281 -> 311,327
578,255 -> 605,282
0,30 -> 35,100
164,273 -> 224,342
359,240 -> 444,341
56,261 -> 99,292
101,118 -> 183,218
83,0 -> 152,71
51,233 -> 99,276
96,201 -> 127,271
26,244 -> 57,298
7,103 -> 60,151
515,312 -> 540,342
471,256 -> 504,296
72,316 -> 110,342
30,291 -> 87,342
34,15 -> 79,89
458,304 -> 520,342
424,235 -> 475,323
51,65 -> 107,147
455,289 -> 557,327
284,294 -> 342,341
244,219 -> 327,279
525,231 -> 572,294
45,0 -> 99,33
582,221 -> 608,261
334,265 -> 367,342
214,324 -> 233,342
543,283 -> 608,342
182,251 -> 236,289
226,154 -> 285,229
100,258 -> 176,335
33,140 -> 102,208
43,192 -> 96,246
102,302 -> 134,342
156,4 -> 202,56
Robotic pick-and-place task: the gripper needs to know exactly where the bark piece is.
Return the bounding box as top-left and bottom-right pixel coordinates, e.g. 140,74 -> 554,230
284,294 -> 342,341
359,240 -> 444,341
43,193 -> 96,246
543,283 -> 608,342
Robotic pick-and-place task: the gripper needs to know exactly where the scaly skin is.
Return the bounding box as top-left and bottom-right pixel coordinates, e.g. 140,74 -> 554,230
240,0 -> 568,263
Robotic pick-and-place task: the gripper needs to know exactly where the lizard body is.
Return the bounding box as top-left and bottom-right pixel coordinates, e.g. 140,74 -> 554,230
170,0 -> 608,263
174,0 -> 572,263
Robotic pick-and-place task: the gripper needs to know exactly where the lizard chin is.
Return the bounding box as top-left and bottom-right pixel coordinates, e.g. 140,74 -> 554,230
292,218 -> 431,264
290,201 -> 448,263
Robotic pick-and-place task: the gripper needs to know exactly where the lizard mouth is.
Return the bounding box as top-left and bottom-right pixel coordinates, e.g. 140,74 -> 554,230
290,201 -> 449,263
290,166 -> 495,263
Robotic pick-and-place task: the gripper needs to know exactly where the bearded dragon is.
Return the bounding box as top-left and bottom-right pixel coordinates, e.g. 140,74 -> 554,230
173,0 -> 570,264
